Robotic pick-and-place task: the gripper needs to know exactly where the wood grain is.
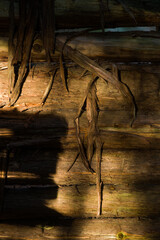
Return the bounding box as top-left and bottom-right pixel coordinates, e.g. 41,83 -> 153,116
0,58 -> 160,238
2,33 -> 160,62
0,218 -> 160,240
5,149 -> 160,185
0,0 -> 160,28
1,182 -> 160,219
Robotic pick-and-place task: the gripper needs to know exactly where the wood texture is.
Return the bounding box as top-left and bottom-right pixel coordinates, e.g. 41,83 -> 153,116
0,62 -> 160,237
0,0 -> 160,29
0,218 -> 160,240
2,33 -> 160,62
0,1 -> 160,238
5,149 -> 160,185
1,183 -> 160,219
0,64 -> 160,126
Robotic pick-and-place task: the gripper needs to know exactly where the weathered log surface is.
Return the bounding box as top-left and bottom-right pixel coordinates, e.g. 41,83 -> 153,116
0,64 -> 160,149
0,62 -> 160,237
1,182 -> 160,219
5,149 -> 160,185
0,1 -> 159,238
1,33 -> 160,62
0,218 -> 160,240
0,0 -> 160,29
1,149 -> 160,219
0,64 -> 160,125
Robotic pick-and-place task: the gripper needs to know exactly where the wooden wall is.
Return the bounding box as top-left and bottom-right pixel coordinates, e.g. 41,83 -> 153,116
1,0 -> 160,29
0,58 -> 160,239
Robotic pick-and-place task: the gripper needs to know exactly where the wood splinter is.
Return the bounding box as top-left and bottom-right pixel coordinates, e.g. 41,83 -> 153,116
41,68 -> 57,105
75,77 -> 103,215
8,0 -> 15,99
86,83 -> 103,216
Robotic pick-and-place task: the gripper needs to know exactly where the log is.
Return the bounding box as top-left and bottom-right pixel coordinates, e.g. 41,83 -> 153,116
57,32 -> 160,62
0,218 -> 160,240
0,0 -> 160,29
5,149 -> 160,186
1,148 -> 160,219
1,33 -> 160,62
0,64 -> 160,128
0,126 -> 160,150
1,183 -> 160,219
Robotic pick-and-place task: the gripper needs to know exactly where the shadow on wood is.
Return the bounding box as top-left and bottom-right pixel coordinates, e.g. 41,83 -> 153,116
0,109 -> 76,232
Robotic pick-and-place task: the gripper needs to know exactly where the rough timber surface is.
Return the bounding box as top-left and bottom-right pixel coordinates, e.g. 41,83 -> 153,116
0,0 -> 160,29
2,33 -> 160,62
0,218 -> 160,240
5,149 -> 160,186
1,178 -> 160,219
0,63 -> 160,127
0,61 -> 160,237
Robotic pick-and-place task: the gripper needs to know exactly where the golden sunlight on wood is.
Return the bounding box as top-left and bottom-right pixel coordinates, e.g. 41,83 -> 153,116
0,128 -> 13,137
0,0 -> 160,239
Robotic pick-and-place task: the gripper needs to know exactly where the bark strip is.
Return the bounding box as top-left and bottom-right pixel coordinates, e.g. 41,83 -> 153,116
74,118 -> 94,173
11,0 -> 27,66
8,0 -> 15,98
10,0 -> 39,106
86,83 -> 103,215
56,39 -> 136,123
40,0 -> 55,62
41,68 -> 57,105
